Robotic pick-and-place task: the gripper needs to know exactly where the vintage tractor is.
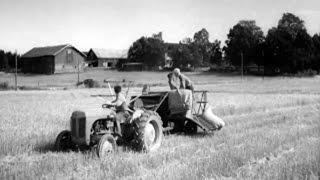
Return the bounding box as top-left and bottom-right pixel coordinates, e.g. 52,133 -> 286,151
55,86 -> 224,157
55,105 -> 164,157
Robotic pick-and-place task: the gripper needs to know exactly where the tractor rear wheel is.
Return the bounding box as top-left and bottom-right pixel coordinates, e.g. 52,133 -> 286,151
55,130 -> 74,152
97,134 -> 117,157
132,111 -> 163,152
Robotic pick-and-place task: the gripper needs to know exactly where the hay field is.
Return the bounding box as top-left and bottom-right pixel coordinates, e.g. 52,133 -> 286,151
0,76 -> 320,180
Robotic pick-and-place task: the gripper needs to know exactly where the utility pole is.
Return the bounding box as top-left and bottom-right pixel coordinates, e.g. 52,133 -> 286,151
15,50 -> 17,91
241,52 -> 244,79
77,58 -> 80,85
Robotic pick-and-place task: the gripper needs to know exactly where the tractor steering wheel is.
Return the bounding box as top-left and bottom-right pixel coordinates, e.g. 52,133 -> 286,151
102,104 -> 112,108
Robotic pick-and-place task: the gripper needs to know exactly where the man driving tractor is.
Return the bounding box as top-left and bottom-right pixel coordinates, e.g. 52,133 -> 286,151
106,85 -> 130,136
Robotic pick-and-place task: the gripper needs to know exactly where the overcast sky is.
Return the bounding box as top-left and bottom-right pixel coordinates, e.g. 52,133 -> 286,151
0,0 -> 319,54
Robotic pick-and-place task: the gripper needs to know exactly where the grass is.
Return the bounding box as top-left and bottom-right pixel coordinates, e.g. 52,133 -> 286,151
0,69 -> 248,89
0,73 -> 320,179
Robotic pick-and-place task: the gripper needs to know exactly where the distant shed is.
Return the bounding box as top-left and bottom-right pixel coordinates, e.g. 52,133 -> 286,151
86,48 -> 127,68
21,44 -> 86,74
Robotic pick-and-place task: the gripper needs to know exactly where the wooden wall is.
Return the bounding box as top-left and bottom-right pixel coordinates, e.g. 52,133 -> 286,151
54,47 -> 85,73
21,56 -> 54,74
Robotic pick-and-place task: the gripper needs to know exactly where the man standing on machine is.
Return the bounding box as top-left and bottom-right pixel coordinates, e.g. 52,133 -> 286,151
172,68 -> 194,92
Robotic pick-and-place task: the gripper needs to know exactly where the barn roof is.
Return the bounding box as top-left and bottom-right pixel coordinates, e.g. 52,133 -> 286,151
22,44 -> 86,58
90,48 -> 128,59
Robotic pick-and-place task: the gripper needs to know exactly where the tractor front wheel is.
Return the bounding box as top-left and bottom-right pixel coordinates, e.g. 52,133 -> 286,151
184,121 -> 198,135
132,111 -> 163,152
97,134 -> 117,157
55,130 -> 74,152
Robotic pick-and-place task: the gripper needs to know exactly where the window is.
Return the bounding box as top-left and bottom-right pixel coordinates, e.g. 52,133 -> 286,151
67,49 -> 73,63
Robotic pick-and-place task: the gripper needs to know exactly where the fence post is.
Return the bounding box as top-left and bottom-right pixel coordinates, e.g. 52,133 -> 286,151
77,58 -> 80,85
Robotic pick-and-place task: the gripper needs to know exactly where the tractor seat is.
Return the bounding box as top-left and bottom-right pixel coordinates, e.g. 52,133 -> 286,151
143,104 -> 158,110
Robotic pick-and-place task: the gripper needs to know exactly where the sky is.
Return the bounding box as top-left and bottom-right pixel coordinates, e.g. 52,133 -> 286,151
0,0 -> 319,54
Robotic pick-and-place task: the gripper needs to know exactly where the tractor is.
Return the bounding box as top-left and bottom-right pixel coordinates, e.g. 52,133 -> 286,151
55,83 -> 225,157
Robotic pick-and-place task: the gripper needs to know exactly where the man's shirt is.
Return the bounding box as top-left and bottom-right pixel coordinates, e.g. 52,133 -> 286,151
113,93 -> 128,112
179,74 -> 193,89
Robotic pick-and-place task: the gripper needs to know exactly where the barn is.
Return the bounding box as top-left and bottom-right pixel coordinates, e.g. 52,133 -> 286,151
86,48 -> 127,68
21,44 -> 86,74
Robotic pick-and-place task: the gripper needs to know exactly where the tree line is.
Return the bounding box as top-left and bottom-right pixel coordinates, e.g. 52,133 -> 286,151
0,50 -> 20,71
127,30 -> 222,71
127,12 -> 320,75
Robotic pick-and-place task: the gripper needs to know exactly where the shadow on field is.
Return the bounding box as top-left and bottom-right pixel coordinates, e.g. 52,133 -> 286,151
33,142 -> 56,153
33,142 -> 95,155
32,131 -> 214,155
192,71 -> 240,77
192,131 -> 215,138
169,131 -> 214,138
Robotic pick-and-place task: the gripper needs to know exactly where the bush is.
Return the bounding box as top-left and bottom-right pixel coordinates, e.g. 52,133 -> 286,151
0,82 -> 10,90
81,79 -> 100,88
296,69 -> 317,77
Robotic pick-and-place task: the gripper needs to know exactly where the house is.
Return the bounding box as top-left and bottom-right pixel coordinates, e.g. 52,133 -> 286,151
164,42 -> 179,68
21,44 -> 86,74
86,48 -> 127,68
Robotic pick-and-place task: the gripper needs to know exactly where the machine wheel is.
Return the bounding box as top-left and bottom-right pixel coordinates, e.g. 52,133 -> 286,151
132,111 -> 163,152
184,121 -> 198,135
97,134 -> 117,157
55,130 -> 74,152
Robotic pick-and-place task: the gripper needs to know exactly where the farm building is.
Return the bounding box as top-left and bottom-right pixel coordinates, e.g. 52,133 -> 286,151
21,44 -> 86,74
86,48 -> 128,68
164,42 -> 179,69
121,62 -> 144,71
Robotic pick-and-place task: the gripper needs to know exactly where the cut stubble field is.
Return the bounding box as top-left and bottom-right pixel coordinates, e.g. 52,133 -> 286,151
0,73 -> 320,180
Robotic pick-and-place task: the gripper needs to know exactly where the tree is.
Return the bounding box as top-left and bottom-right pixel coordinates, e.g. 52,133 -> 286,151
0,50 -> 5,70
312,33 -> 320,72
152,32 -> 163,41
294,29 -> 313,70
278,13 -> 305,39
210,40 -> 223,65
194,28 -> 210,45
128,36 -> 165,70
193,28 -> 212,65
180,37 -> 193,45
169,43 -> 201,69
224,20 -> 264,66
264,13 -> 313,73
313,33 -> 320,50
3,53 -> 9,70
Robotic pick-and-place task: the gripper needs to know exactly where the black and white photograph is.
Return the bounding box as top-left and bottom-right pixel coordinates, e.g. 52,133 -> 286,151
0,0 -> 319,179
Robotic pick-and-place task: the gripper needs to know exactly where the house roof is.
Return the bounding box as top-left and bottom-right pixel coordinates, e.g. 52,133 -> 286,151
22,44 -> 86,58
90,48 -> 128,59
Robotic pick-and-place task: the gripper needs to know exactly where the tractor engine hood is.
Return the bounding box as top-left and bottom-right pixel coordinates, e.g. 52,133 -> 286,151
80,108 -> 116,119
70,108 -> 116,146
